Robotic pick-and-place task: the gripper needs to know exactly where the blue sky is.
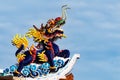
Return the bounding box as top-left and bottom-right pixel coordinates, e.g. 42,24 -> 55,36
0,0 -> 120,80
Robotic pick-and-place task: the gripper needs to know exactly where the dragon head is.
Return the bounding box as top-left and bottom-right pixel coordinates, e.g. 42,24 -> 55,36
26,5 -> 70,43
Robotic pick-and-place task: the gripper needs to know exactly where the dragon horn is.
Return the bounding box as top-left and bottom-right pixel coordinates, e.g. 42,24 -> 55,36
33,25 -> 40,31
61,5 -> 70,20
